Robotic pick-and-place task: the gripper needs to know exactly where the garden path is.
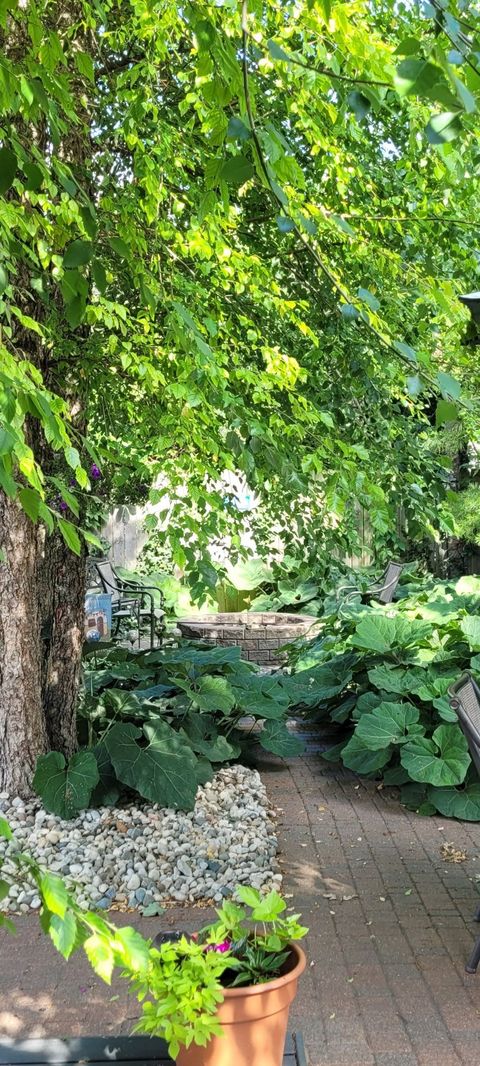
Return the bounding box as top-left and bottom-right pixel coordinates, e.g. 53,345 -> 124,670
2,753 -> 480,1066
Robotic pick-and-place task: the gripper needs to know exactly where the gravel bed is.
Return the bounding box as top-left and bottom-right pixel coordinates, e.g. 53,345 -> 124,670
0,766 -> 280,914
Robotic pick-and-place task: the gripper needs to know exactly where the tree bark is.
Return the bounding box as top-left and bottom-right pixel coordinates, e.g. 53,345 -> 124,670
0,495 -> 48,795
39,530 -> 86,756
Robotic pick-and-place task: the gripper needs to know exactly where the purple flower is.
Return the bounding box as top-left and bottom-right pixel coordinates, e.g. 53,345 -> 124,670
207,939 -> 231,954
91,463 -> 101,480
59,500 -> 68,513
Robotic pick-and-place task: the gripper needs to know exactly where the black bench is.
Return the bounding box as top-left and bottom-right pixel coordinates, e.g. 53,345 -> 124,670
0,1034 -> 307,1066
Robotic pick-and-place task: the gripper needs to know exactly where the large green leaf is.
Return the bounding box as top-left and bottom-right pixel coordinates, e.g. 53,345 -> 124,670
104,721 -> 198,809
367,665 -> 411,694
90,741 -> 121,806
187,732 -> 240,762
401,724 -> 470,786
350,615 -> 431,653
223,557 -> 273,590
341,734 -> 392,774
286,663 -> 353,704
460,616 -> 480,651
146,645 -> 242,668
259,721 -> 305,757
355,702 -> 420,750
0,147 -> 18,194
63,239 -> 93,268
232,673 -> 289,718
394,59 -> 445,97
220,156 -> 254,184
427,782 -> 480,821
193,675 -> 236,713
33,751 -> 99,819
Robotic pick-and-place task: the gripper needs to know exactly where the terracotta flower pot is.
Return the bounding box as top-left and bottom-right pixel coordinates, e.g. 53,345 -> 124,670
175,944 -> 306,1066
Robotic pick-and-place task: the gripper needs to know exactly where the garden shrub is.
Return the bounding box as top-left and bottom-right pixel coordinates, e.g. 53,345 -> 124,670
286,576 -> 480,820
33,643 -> 305,818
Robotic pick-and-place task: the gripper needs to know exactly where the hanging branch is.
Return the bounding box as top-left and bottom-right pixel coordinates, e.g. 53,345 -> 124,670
240,0 -> 457,404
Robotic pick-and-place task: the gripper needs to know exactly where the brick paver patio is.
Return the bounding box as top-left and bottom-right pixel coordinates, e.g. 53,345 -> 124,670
2,753 -> 480,1065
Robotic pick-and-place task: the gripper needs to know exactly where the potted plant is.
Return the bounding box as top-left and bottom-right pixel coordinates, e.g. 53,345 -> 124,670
134,886 -> 307,1066
1,818 -> 307,1066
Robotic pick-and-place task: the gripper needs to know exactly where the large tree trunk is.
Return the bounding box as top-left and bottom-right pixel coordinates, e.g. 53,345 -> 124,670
0,495 -> 86,794
39,531 -> 86,756
0,495 -> 48,795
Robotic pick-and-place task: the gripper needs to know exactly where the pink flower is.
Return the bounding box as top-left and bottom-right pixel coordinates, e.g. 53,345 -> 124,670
207,939 -> 231,954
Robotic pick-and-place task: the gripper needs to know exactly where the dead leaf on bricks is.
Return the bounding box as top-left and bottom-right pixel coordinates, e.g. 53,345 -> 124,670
115,820 -> 128,833
441,842 -> 468,863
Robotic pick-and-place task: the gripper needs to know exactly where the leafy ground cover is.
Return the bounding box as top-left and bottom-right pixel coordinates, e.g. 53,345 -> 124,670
287,576 -> 480,819
33,643 -> 305,818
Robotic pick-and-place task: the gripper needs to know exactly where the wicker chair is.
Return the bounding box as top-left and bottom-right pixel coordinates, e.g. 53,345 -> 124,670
448,672 -> 480,973
93,559 -> 165,649
337,560 -> 404,607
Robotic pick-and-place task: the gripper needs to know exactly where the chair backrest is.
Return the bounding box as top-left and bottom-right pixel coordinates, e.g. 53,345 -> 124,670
449,672 -> 480,778
376,561 -> 403,604
94,560 -> 121,603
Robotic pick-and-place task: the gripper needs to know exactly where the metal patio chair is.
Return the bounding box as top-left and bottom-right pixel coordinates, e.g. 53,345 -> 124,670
337,559 -> 404,607
93,559 -> 165,649
449,671 -> 480,973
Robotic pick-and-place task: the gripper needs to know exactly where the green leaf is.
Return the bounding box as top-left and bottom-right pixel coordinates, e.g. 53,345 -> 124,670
18,487 -> 40,522
407,374 -> 422,397
401,724 -> 470,786
23,163 -> 43,191
349,615 -> 397,653
75,51 -> 95,84
236,885 -> 261,908
437,371 -> 461,401
355,702 -> 420,749
104,721 -> 198,809
92,260 -> 107,293
435,399 -> 458,426
394,36 -> 422,56
63,240 -> 93,269
0,817 -> 12,840
368,665 -> 411,694
109,236 -> 130,258
394,59 -> 445,97
32,751 -> 99,819
40,872 -> 68,917
428,782 -> 480,821
460,616 -> 480,651
425,112 -> 462,145
220,156 -> 254,185
49,911 -> 77,959
357,287 -> 380,312
114,926 -> 150,972
348,91 -> 371,121
193,675 -> 236,713
259,720 -> 305,757
453,76 -> 476,114
0,147 -> 18,194
341,734 -> 392,774
90,741 -> 121,807
227,117 -> 251,142
340,303 -> 359,321
267,39 -> 291,62
394,340 -> 417,363
58,518 -> 81,555
0,263 -> 8,293
277,215 -> 295,233
84,934 -> 115,983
